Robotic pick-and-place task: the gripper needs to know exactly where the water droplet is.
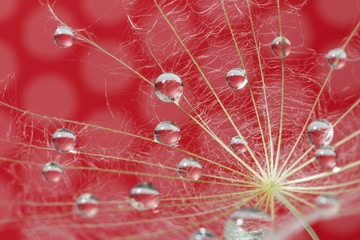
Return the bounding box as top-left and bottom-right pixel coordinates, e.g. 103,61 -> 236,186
155,72 -> 183,102
54,26 -> 74,48
271,36 -> 291,57
315,147 -> 337,169
316,194 -> 340,218
327,48 -> 347,69
307,120 -> 334,146
76,193 -> 99,218
130,183 -> 160,210
191,228 -> 216,240
230,137 -> 248,154
226,68 -> 248,90
178,158 -> 202,180
224,208 -> 271,240
52,129 -> 76,153
42,162 -> 63,183
154,121 -> 180,145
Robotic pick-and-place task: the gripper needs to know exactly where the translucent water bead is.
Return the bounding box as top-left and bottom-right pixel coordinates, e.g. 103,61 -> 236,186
178,158 -> 202,180
230,136 -> 248,154
54,26 -> 74,48
52,129 -> 76,153
42,162 -> 63,183
191,228 -> 216,240
154,121 -> 180,145
76,193 -> 99,218
155,72 -> 183,102
130,183 -> 160,210
271,36 -> 291,57
307,120 -> 334,146
226,68 -> 248,89
327,48 -> 347,69
316,194 -> 340,218
315,147 -> 337,169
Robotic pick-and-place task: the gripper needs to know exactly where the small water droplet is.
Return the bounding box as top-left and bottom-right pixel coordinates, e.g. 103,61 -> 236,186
76,193 -> 99,218
316,194 -> 340,218
231,137 -> 248,154
42,162 -> 63,183
315,147 -> 337,169
307,120 -> 334,146
226,68 -> 248,90
154,121 -> 180,145
54,26 -> 74,48
155,72 -> 183,102
178,158 -> 202,180
52,129 -> 76,153
327,48 -> 347,69
224,208 -> 271,240
130,183 -> 160,210
191,228 -> 216,240
271,36 -> 291,57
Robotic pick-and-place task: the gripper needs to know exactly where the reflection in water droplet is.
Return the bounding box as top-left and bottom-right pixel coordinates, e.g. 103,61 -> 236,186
191,228 -> 216,240
42,162 -> 63,183
226,68 -> 248,90
307,120 -> 334,146
155,72 -> 183,102
178,158 -> 202,180
154,121 -> 180,145
271,36 -> 291,57
54,26 -> 74,48
316,194 -> 340,218
315,147 -> 337,169
52,129 -> 76,153
230,136 -> 248,154
76,193 -> 99,218
130,183 -> 160,210
327,48 -> 347,69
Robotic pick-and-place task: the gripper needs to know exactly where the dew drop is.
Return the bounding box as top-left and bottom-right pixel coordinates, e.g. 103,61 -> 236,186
230,137 -> 248,154
315,147 -> 337,169
226,68 -> 248,90
154,121 -> 180,145
154,72 -> 183,102
191,228 -> 216,240
130,183 -> 160,210
271,36 -> 291,57
52,129 -> 76,153
224,208 -> 271,240
327,48 -> 347,69
42,162 -> 63,183
316,194 -> 340,218
76,193 -> 99,218
178,158 -> 202,180
307,120 -> 334,146
54,26 -> 74,48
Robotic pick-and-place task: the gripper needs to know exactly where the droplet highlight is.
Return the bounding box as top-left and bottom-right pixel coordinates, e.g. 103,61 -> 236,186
76,193 -> 99,218
52,129 -> 76,153
315,147 -> 337,169
155,72 -> 183,102
178,158 -> 202,180
42,162 -> 63,183
191,228 -> 216,240
226,68 -> 248,90
271,36 -> 291,57
316,194 -> 340,218
307,120 -> 334,146
130,183 -> 160,210
154,121 -> 180,145
54,26 -> 74,48
230,137 -> 248,154
327,48 -> 347,69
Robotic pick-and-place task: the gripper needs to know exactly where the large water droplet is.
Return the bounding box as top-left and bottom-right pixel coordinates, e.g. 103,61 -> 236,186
54,26 -> 74,48
327,48 -> 347,69
154,121 -> 180,145
76,193 -> 99,218
52,129 -> 76,153
130,183 -> 160,210
191,228 -> 216,240
230,136 -> 248,154
224,208 -> 271,240
42,162 -> 63,183
155,72 -> 183,102
226,68 -> 248,90
307,120 -> 334,146
178,158 -> 202,180
271,36 -> 291,57
316,194 -> 340,218
315,147 -> 337,169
